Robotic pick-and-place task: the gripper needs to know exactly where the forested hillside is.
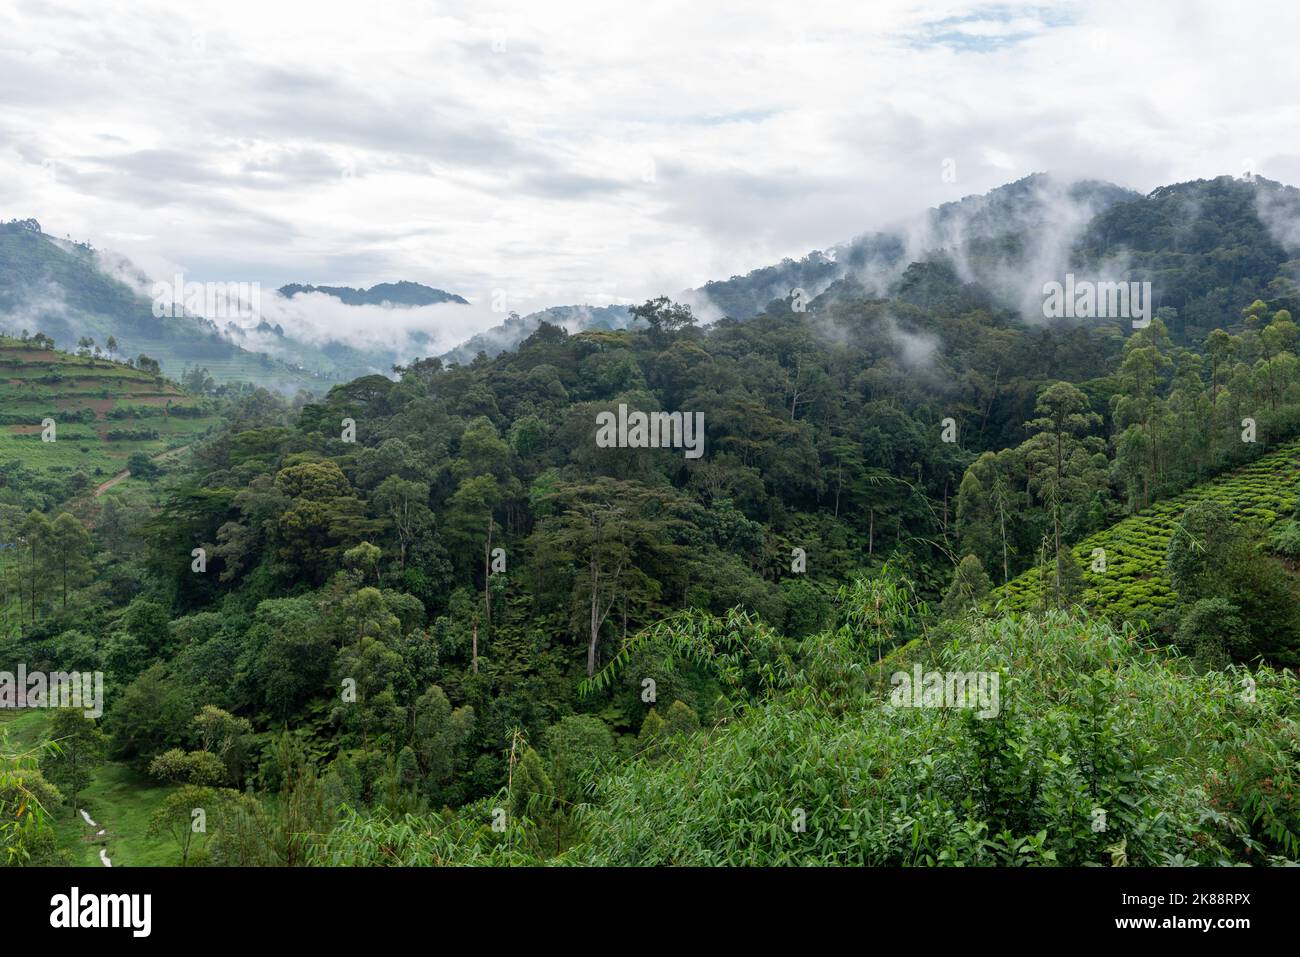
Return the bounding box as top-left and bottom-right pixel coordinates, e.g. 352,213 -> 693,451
3,175 -> 1300,869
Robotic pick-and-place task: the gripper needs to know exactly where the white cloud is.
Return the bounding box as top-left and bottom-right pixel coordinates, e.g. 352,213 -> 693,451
1,0 -> 1298,338
254,290 -> 494,361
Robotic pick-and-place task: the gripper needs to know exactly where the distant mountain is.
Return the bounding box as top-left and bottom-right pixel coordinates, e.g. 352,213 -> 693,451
433,173 -> 1300,365
263,281 -> 477,377
0,224 -> 470,391
690,173 -> 1140,320
439,304 -> 635,364
927,174 -> 1137,243
690,248 -> 850,322
278,281 -> 468,306
11,173 -> 1298,393
0,219 -> 322,393
685,173 -> 1300,341
1069,175 -> 1300,336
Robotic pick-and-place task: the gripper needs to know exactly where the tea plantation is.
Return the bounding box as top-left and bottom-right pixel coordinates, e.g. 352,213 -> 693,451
1000,441 -> 1300,625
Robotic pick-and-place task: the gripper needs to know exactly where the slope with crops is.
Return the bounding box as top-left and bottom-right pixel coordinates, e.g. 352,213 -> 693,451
0,335 -> 223,506
998,440 -> 1300,625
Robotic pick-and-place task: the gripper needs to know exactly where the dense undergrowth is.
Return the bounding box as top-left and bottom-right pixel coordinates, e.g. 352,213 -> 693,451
309,601 -> 1300,867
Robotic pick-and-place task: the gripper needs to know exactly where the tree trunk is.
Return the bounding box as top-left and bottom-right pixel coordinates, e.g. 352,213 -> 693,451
998,499 -> 1009,586
1054,430 -> 1063,602
483,520 -> 492,634
587,562 -> 600,677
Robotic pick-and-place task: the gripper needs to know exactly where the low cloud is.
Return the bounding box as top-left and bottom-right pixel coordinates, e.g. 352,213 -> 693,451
1254,178 -> 1300,255
4,0 -> 1300,324
233,289 -> 492,365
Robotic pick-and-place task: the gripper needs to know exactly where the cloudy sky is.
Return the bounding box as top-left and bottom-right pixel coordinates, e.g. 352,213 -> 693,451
2,0 -> 1298,318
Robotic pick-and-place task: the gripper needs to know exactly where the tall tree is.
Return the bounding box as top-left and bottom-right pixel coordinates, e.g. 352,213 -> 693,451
1021,382 -> 1104,605
41,710 -> 106,815
21,510 -> 53,622
531,479 -> 691,676
49,512 -> 92,609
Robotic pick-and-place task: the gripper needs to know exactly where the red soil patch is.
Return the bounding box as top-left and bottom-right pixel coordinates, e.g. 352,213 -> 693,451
67,376 -> 119,386
54,397 -> 115,419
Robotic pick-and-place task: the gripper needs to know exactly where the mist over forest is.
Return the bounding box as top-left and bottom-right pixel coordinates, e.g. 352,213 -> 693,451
1,0 -> 1297,940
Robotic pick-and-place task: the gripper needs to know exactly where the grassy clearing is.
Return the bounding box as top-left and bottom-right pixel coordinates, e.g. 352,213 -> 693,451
1,710 -> 179,867
0,707 -> 50,749
58,762 -> 179,867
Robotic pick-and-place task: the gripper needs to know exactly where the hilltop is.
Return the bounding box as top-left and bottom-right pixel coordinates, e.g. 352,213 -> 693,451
277,281 -> 468,307
689,174 -> 1300,336
0,334 -> 223,507
438,303 -> 635,364
0,219 -> 326,393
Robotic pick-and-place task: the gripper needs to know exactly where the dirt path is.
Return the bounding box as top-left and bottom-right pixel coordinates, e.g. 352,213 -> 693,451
79,808 -> 112,866
92,470 -> 131,497
93,444 -> 192,497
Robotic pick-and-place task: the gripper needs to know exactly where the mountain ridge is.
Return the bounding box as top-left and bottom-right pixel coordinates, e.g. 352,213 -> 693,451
277,280 -> 469,307
7,172 -> 1300,388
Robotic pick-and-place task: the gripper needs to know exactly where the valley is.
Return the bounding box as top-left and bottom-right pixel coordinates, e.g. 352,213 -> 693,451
3,173 -> 1300,871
